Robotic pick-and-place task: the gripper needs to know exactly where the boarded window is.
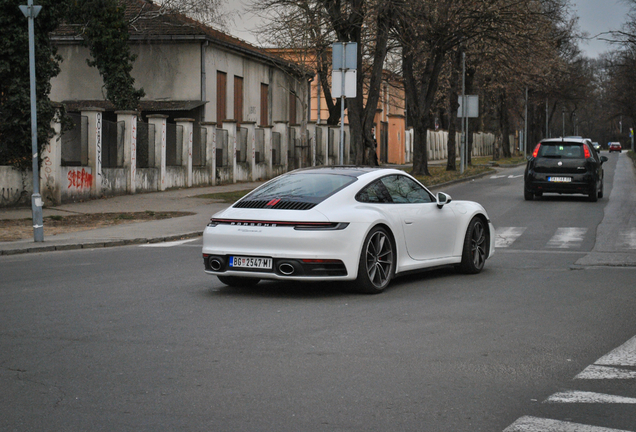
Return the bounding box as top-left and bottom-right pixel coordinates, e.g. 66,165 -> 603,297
260,83 -> 269,126
234,76 -> 243,125
217,71 -> 227,127
289,90 -> 297,125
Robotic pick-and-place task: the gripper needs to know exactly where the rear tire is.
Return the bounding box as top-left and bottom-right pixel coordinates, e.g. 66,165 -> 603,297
459,217 -> 488,274
588,185 -> 598,202
354,226 -> 395,294
524,188 -> 534,201
217,275 -> 260,287
598,181 -> 604,199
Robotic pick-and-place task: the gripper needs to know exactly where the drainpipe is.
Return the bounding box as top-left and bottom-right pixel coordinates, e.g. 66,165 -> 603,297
201,40 -> 208,121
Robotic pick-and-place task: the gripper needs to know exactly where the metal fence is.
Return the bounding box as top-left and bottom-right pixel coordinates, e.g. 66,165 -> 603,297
255,128 -> 265,164
216,128 -> 229,167
272,131 -> 281,165
166,123 -> 183,166
136,121 -> 155,169
61,113 -> 88,166
102,119 -> 124,168
315,127 -> 324,165
237,127 -> 248,163
194,127 -> 207,167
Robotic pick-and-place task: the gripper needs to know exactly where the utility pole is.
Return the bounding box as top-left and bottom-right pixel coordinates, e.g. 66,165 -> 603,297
20,0 -> 44,242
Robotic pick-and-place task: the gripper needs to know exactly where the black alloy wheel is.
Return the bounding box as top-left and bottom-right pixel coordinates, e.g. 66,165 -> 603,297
355,226 -> 395,294
459,217 -> 488,274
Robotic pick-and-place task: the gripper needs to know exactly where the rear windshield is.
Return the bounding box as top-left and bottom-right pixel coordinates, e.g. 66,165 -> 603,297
538,143 -> 584,158
245,173 -> 357,201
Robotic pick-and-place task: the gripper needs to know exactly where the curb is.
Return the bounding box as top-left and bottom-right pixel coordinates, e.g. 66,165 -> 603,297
0,232 -> 203,256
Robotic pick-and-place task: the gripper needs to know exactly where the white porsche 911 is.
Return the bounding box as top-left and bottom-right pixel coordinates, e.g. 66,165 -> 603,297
202,167 -> 495,293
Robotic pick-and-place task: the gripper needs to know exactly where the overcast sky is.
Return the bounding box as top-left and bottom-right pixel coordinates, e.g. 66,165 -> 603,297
227,0 -> 633,59
572,0 -> 631,57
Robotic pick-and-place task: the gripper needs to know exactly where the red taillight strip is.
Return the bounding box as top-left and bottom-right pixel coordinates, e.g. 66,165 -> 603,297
532,143 -> 541,158
209,219 -> 348,230
583,145 -> 591,158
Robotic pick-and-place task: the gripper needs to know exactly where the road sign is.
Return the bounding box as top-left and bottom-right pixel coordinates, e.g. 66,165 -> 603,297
332,70 -> 356,98
332,42 -> 357,70
458,95 -> 479,118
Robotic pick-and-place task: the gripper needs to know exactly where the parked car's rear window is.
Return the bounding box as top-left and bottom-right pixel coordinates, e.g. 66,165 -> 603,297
538,143 -> 584,158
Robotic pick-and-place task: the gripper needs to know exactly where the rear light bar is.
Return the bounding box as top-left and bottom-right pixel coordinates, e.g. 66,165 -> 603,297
208,218 -> 348,230
532,143 -> 541,158
583,145 -> 591,158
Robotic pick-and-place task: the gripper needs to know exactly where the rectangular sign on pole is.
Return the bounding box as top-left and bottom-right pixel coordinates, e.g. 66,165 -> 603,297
458,95 -> 479,118
332,70 -> 357,98
332,42 -> 357,70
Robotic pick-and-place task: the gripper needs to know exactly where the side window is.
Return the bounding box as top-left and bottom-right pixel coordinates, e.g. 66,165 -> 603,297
381,175 -> 433,203
356,180 -> 393,203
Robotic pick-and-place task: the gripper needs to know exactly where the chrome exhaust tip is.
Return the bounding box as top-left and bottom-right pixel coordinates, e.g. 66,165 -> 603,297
209,258 -> 223,271
278,262 -> 295,276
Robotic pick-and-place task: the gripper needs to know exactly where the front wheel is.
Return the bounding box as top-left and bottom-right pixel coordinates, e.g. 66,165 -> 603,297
217,275 -> 260,287
354,226 -> 395,294
458,217 -> 488,274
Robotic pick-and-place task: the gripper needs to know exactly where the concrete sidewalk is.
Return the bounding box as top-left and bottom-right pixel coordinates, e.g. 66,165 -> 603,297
0,182 -> 263,256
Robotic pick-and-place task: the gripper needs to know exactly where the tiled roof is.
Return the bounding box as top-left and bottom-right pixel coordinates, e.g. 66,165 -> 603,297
52,0 -> 303,74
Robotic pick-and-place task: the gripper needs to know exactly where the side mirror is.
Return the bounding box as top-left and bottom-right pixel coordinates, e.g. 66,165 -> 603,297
436,192 -> 451,209
600,156 -> 608,163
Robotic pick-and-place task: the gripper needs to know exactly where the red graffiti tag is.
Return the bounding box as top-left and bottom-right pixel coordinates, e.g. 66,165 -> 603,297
67,168 -> 93,190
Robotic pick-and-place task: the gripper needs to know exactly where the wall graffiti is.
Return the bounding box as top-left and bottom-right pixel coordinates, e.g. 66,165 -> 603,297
67,168 -> 93,190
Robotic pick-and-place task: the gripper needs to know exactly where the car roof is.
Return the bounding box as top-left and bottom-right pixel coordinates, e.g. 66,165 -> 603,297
540,137 -> 588,144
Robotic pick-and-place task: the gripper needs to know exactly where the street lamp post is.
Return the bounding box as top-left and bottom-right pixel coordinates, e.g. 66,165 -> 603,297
19,0 -> 44,242
562,108 -> 565,138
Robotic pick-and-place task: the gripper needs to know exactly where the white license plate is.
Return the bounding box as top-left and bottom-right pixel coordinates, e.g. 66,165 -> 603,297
548,177 -> 571,182
229,256 -> 273,269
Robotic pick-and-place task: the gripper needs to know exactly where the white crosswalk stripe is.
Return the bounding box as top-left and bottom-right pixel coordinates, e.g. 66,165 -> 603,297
495,227 -> 527,248
504,335 -> 636,431
545,391 -> 636,404
546,227 -> 588,249
503,416 -> 632,432
618,228 -> 636,250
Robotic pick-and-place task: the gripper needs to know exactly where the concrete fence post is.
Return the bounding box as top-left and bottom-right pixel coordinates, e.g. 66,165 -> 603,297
116,110 -> 138,194
40,109 -> 63,205
261,125 -> 273,178
242,121 -> 256,181
147,115 -> 168,191
175,118 -> 194,187
201,122 -> 217,185
82,108 -> 104,198
221,120 -> 237,183
273,121 -> 288,171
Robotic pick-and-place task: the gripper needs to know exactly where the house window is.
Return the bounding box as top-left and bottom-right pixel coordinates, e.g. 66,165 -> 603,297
234,76 -> 244,125
289,90 -> 297,125
260,83 -> 269,126
217,71 -> 227,126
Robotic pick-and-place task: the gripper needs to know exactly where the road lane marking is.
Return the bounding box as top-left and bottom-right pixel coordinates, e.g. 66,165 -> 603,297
593,335 -> 636,367
139,239 -> 198,248
545,391 -> 636,404
503,416 -> 633,432
547,227 -> 588,249
576,364 -> 636,380
495,227 -> 527,248
618,228 -> 636,250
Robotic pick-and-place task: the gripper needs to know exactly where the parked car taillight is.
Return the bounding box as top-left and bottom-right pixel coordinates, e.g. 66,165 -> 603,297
532,143 -> 541,158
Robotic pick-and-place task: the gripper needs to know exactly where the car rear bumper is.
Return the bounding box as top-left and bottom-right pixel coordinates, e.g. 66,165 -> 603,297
525,172 -> 595,194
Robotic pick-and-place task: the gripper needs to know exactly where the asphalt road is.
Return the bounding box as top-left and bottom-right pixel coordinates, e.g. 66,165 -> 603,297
1,153 -> 635,432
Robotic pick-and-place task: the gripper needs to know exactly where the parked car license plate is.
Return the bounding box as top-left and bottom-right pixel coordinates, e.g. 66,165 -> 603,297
548,177 -> 571,182
229,256 -> 273,269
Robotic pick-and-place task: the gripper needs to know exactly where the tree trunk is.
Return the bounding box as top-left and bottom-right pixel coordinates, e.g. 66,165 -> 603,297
446,51 -> 461,171
499,90 -> 512,158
